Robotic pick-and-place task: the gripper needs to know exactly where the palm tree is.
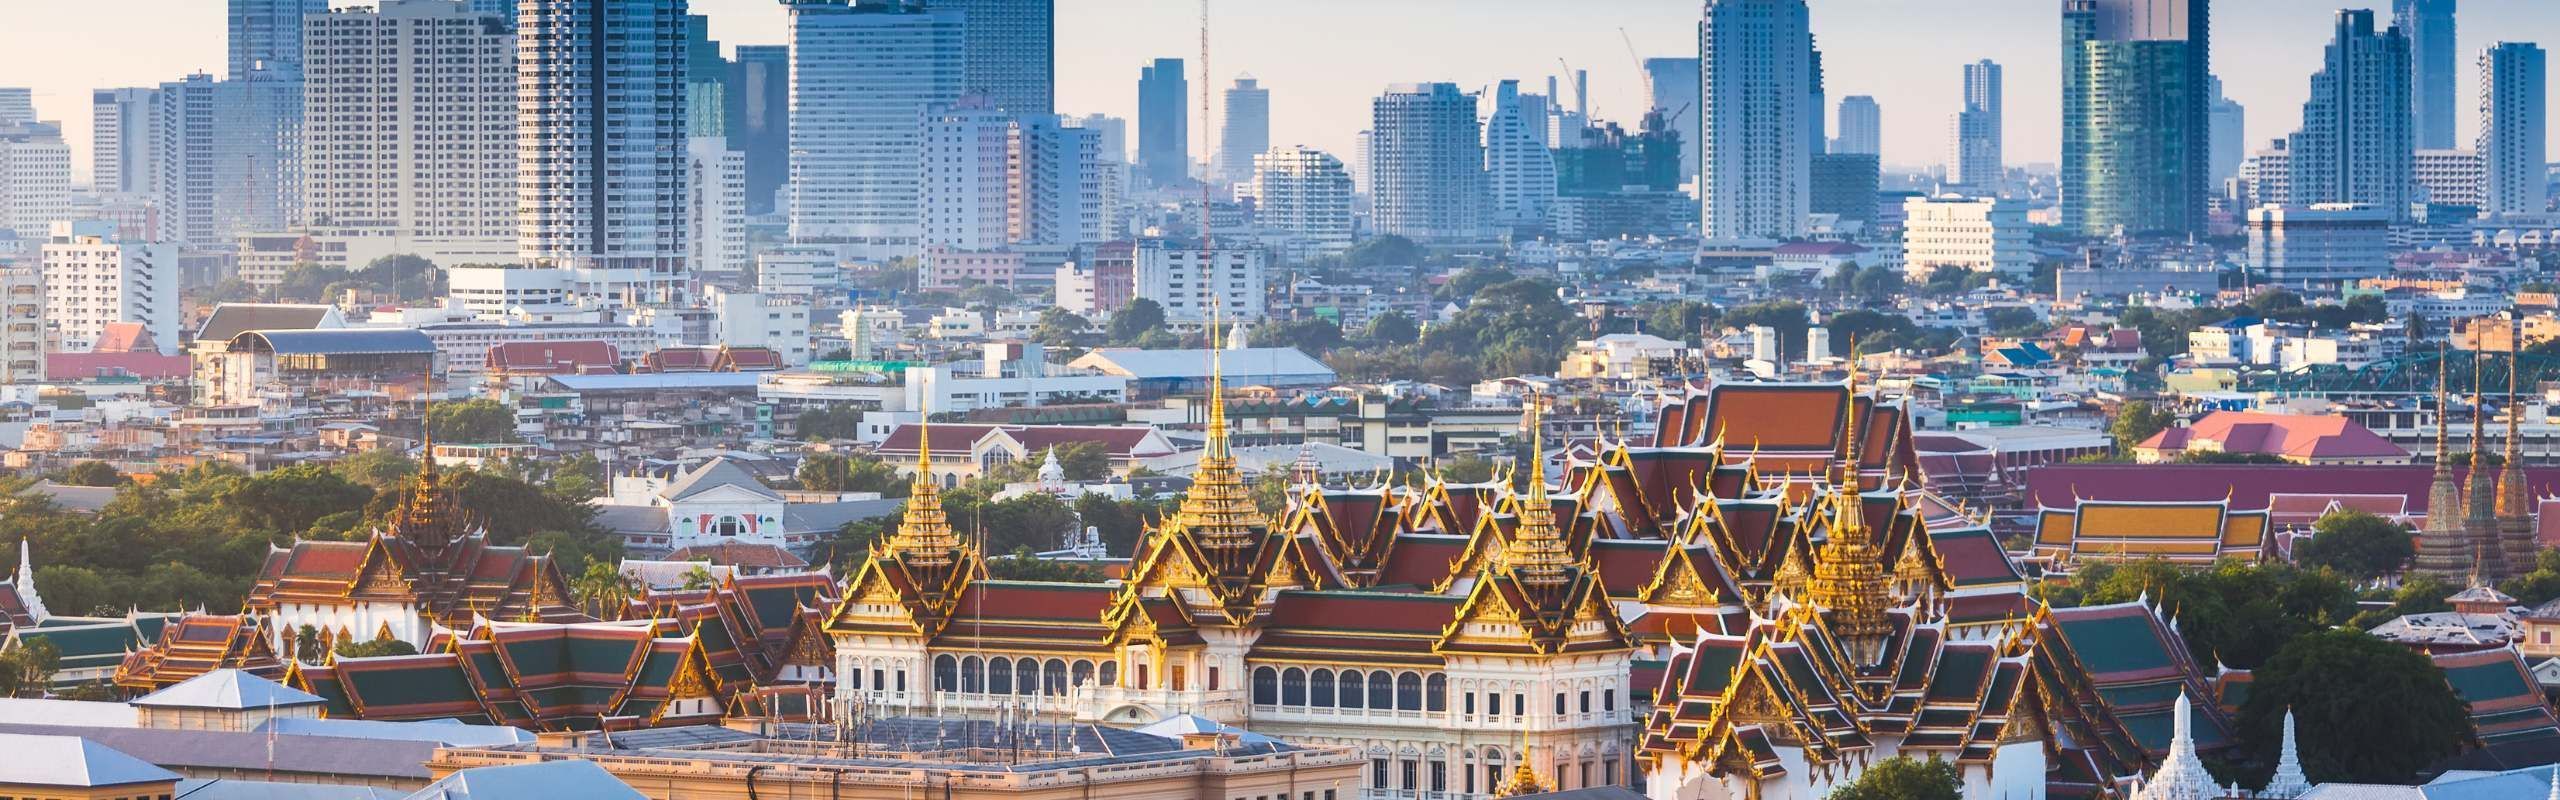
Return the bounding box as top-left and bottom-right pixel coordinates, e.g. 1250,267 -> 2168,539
573,562 -> 635,619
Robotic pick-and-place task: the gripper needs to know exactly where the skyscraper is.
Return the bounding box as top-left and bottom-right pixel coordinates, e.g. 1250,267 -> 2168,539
2395,0 -> 2457,151
1833,96 -> 1880,157
1484,79 -> 1556,233
783,0 -> 963,259
922,0 -> 1053,115
0,121 -> 70,241
303,0 -> 518,266
683,14 -> 728,138
518,0 -> 692,308
1643,57 -> 1702,187
1217,77 -> 1270,185
2287,10 -> 2411,218
1368,83 -> 1483,242
1699,0 -> 1813,242
725,45 -> 790,216
1951,60 -> 2002,189
229,0 -> 328,79
2208,76 -> 2246,190
1137,58 -> 1189,187
919,97 -> 1017,251
2061,0 -> 2211,237
153,73 -> 296,251
1248,146 -> 1354,260
2481,42 -> 2547,216
90,88 -> 158,196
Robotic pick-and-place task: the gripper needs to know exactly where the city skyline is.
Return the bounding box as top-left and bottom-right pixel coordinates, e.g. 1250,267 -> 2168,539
9,0 -> 2560,184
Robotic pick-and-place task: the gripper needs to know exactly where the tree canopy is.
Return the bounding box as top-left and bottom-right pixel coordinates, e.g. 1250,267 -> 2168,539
2236,630 -> 2472,785
427,398 -> 518,444
1823,756 -> 1962,800
2292,511 -> 2414,581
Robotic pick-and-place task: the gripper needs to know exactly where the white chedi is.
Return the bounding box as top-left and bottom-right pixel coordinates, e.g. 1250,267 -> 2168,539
2259,709 -> 2310,799
2130,692 -> 2223,800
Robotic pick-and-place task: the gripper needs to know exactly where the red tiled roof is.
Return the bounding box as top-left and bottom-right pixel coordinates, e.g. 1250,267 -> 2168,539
487,341 -> 620,374
2023,464 -> 2560,514
2136,412 -> 2406,460
666,543 -> 810,570
46,352 -> 189,381
93,322 -> 155,354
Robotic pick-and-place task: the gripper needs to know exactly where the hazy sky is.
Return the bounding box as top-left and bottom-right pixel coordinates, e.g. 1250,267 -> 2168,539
8,0 -> 2560,183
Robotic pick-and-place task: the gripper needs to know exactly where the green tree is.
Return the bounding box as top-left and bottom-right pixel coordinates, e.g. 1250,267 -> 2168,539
2046,559 -> 2355,670
1642,300 -> 1715,344
795,407 -> 867,441
798,452 -> 910,496
333,637 -> 421,659
1050,442 -> 1112,481
2109,401 -> 2178,450
985,548 -> 1108,582
61,461 -> 124,488
1109,299 -> 1168,344
2237,630 -> 2471,785
525,529 -> 623,580
2292,511 -> 2414,580
1438,266 -> 1514,302
335,448 -> 418,490
681,565 -> 718,590
1033,308 -> 1092,346
427,398 -> 518,444
1255,318 -> 1348,355
1437,456 -> 1497,484
1361,312 -> 1420,347
1345,235 -> 1423,268
222,464 -> 374,536
2499,549 -> 2560,605
1823,756 -> 1962,800
571,561 -> 636,618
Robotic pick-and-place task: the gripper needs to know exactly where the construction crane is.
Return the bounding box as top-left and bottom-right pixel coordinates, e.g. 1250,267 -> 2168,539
1621,27 -> 1690,127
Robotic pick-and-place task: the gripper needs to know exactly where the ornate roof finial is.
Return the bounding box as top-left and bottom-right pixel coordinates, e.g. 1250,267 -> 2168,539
1503,391 -> 1574,590
1174,297 -> 1262,557
1808,336 -> 1891,658
889,397 -> 961,568
2262,708 -> 2311,798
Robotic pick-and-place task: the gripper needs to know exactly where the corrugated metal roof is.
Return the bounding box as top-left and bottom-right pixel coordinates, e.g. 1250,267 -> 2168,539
194,304 -> 337,343
238,329 -> 438,355
406,759 -> 644,800
0,722 -> 439,780
133,668 -> 325,710
1071,347 -> 1335,382
0,732 -> 182,787
545,373 -> 763,392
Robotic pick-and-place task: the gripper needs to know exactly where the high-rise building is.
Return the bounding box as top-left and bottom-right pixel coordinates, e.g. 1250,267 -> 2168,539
2208,77 -> 2246,189
1810,152 -> 1880,227
517,0 -> 692,308
1015,115 -> 1103,246
1368,83 -> 1483,242
1067,114 -> 1130,237
1137,58 -> 1189,187
2480,42 -> 2546,216
0,268 -> 40,384
229,0 -> 328,79
2242,139 -> 2292,208
919,98 -> 1016,252
0,121 -> 71,241
1699,0 -> 1813,242
1484,79 -> 1555,233
153,73 -> 297,252
1950,60 -> 2002,189
2395,0 -> 2457,151
921,0 -> 1054,115
1247,146 -> 1353,261
1644,57 -> 1702,186
470,0 -> 516,17
725,45 -> 790,216
90,88 -> 159,196
40,221 -> 178,354
2287,10 -> 2411,218
1833,96 -> 1880,157
782,0 -> 962,260
688,137 -> 748,278
0,90 -> 31,127
683,14 -> 728,138
303,0 -> 518,267
1216,77 -> 1270,185
2062,0 -> 2210,237
2414,149 -> 2483,208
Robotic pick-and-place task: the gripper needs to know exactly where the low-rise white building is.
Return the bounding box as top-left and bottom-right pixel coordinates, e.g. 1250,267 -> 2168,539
2246,203 -> 2391,288
1900,195 -> 2028,278
1133,240 -> 1265,324
708,287 -> 814,367
903,341 -> 1128,414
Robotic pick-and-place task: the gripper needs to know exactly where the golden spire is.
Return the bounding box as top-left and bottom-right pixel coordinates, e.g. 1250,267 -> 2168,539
1178,299 -> 1262,555
2472,345 -> 2488,473
889,400 -> 960,569
1503,391 -> 1574,589
2436,341 -> 2451,469
1808,338 -> 1892,652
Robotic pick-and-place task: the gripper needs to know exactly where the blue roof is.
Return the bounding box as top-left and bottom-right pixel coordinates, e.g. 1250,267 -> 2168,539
0,733 -> 182,787
404,760 -> 643,800
1075,347 -> 1336,382
545,373 -> 763,392
239,329 -> 437,355
255,717 -> 535,747
134,669 -> 324,710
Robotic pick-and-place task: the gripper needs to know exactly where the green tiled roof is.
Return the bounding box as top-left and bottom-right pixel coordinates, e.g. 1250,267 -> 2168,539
2055,613 -> 2176,674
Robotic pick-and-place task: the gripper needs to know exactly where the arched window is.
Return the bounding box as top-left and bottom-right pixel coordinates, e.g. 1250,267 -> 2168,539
933,655 -> 958,693
713,516 -> 743,536
1282,668 -> 1307,706
1368,671 -> 1393,709
1310,669 -> 1336,708
1071,660 -> 1094,688
1396,672 -> 1422,711
1043,659 -> 1069,696
1425,673 -> 1447,712
1099,661 -> 1118,687
1015,657 -> 1038,695
1252,666 -> 1280,705
960,656 -> 984,693
1339,670 -> 1365,708
988,657 -> 1012,695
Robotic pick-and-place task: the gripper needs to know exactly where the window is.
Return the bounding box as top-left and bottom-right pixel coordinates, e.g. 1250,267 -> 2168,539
960,656 -> 983,693
1072,660 -> 1095,688
1371,759 -> 1388,789
1463,692 -> 1475,715
1604,689 -> 1616,712
1017,657 -> 1038,695
1311,669 -> 1336,707
1209,666 -> 1221,691
1136,663 -> 1149,690
1429,760 -> 1447,793
1282,668 -> 1306,706
1369,672 -> 1394,709
1256,668 -> 1283,705
1100,661 -> 1118,686
1604,758 -> 1619,785
1514,693 -> 1525,717
1043,659 -> 1069,696
989,658 -> 1013,694
1580,691 -> 1591,714
1171,665 -> 1186,692
1340,670 -> 1365,708
1397,672 -> 1423,711
1426,674 -> 1446,712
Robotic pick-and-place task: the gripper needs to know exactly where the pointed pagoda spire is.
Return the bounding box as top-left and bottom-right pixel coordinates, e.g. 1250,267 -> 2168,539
1502,391 -> 1575,591
2131,692 -> 2222,800
1175,299 -> 1265,560
2417,341 -> 2472,579
14,538 -> 46,623
2261,708 -> 2312,798
888,400 -> 962,569
2467,342 -> 2509,580
1809,339 -> 1892,659
2500,319 -> 2539,574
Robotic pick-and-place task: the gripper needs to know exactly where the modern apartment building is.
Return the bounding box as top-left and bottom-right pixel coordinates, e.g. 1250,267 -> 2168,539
1901,195 -> 2029,278
40,222 -> 179,355
1484,80 -> 1555,234
1215,77 -> 1269,186
1248,146 -> 1355,261
784,0 -> 964,260
1699,0 -> 1814,242
517,0 -> 692,309
2287,10 -> 2412,219
2061,0 -> 2211,237
1133,241 -> 1265,324
922,0 -> 1053,115
303,0 -> 519,268
2480,42 -> 2547,216
1137,58 -> 1189,187
1368,82 -> 1482,242
2246,204 -> 2392,288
